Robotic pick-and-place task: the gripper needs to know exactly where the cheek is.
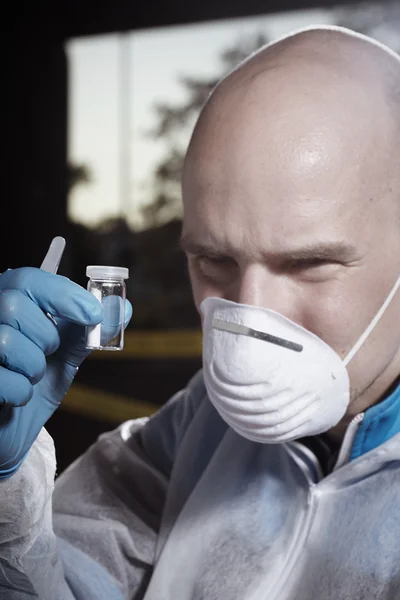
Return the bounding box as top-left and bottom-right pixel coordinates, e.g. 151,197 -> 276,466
297,285 -> 360,358
299,274 -> 400,369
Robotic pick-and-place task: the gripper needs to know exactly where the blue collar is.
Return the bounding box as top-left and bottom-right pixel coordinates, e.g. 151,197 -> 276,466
350,380 -> 400,461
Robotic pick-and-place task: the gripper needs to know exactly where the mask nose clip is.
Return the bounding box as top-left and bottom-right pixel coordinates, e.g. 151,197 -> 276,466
212,318 -> 303,352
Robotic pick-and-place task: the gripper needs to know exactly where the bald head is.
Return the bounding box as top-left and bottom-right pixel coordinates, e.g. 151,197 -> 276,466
198,25 -> 400,129
217,26 -> 400,102
184,26 -> 400,205
182,26 -> 400,427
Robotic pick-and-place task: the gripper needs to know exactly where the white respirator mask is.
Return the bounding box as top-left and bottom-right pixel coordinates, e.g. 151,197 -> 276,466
200,275 -> 400,443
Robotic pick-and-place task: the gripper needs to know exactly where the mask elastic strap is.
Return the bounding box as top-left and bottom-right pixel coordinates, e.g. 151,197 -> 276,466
343,273 -> 400,367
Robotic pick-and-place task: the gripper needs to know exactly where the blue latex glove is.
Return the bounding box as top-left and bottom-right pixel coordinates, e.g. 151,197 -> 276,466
0,267 -> 132,478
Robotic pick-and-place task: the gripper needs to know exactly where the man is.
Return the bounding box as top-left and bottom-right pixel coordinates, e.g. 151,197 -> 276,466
1,24 -> 400,600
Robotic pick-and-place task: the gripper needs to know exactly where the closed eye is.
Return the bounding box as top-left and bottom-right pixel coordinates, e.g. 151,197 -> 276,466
197,255 -> 235,265
289,258 -> 335,270
190,254 -> 238,284
285,257 -> 343,282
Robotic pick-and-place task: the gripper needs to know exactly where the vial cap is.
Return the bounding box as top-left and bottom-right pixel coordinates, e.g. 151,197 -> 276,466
86,265 -> 129,280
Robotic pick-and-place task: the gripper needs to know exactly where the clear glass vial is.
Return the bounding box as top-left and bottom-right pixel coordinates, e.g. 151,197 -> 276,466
85,265 -> 129,351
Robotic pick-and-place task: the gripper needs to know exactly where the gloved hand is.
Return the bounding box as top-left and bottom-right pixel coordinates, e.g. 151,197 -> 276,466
0,267 -> 132,479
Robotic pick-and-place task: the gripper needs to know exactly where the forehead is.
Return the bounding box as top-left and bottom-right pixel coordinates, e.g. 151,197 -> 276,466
182,75 -> 395,254
184,143 -> 360,253
185,75 -> 379,191
182,162 -> 396,268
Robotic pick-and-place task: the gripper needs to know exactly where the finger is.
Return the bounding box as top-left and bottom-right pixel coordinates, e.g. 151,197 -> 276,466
0,268 -> 103,325
0,289 -> 60,355
0,325 -> 47,384
0,366 -> 33,407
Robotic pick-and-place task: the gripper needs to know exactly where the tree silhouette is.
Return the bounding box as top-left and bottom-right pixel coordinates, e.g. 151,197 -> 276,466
336,1 -> 400,51
142,33 -> 270,228
67,162 -> 92,194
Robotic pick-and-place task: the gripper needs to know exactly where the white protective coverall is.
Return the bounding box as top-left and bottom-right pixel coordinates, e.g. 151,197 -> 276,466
1,370 -> 400,600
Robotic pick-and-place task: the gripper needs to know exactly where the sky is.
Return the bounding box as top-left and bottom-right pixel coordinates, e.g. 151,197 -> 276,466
67,7 -> 340,229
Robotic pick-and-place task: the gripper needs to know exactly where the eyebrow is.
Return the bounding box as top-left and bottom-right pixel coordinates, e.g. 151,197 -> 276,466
275,241 -> 358,264
179,235 -> 358,264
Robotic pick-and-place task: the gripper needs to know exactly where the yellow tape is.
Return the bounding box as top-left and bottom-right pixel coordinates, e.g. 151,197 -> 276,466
89,329 -> 202,359
63,330 -> 202,422
61,383 -> 158,423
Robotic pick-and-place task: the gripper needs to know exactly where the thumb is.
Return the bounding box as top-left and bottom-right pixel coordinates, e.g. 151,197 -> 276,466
90,295 -> 133,349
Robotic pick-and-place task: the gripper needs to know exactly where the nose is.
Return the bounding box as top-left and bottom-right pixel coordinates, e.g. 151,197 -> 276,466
233,265 -> 297,319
